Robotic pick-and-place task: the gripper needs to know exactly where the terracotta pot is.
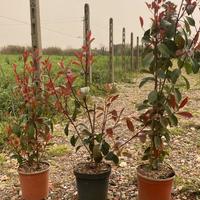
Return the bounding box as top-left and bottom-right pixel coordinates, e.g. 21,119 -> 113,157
137,166 -> 175,200
18,162 -> 50,200
74,163 -> 111,200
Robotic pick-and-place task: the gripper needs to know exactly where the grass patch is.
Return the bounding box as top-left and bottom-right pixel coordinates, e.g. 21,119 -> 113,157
0,153 -> 6,165
47,144 -> 70,157
170,126 -> 185,136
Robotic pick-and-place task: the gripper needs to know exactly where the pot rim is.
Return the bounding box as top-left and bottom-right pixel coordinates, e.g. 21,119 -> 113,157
137,164 -> 175,182
74,162 -> 111,175
18,161 -> 50,175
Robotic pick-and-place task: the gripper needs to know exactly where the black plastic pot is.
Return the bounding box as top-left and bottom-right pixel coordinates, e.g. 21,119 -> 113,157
74,163 -> 111,200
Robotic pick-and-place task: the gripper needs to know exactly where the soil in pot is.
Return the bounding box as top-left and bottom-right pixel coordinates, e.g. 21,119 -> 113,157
137,164 -> 175,200
18,162 -> 50,200
74,162 -> 111,200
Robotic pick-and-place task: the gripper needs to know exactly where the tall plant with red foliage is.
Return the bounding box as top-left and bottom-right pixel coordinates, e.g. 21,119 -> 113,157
6,51 -> 53,169
138,0 -> 200,170
43,33 -> 129,165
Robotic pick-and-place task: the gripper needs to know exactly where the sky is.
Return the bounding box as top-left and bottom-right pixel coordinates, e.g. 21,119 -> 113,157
0,0 -> 198,49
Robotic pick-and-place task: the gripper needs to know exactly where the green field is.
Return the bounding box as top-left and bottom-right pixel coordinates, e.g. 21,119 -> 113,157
0,53 -> 141,148
0,54 -> 140,83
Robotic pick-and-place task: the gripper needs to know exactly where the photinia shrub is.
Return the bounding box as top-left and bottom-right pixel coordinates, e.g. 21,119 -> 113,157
137,0 -> 200,169
6,51 -> 53,169
43,32 -> 133,165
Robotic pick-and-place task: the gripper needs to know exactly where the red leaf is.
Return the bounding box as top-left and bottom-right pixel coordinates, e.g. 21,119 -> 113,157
58,60 -> 65,69
193,32 -> 199,46
55,101 -> 62,111
89,37 -> 95,45
145,2 -> 151,9
110,95 -> 119,103
46,133 -> 53,142
74,52 -> 83,60
86,31 -> 92,41
177,112 -> 193,118
106,128 -> 113,137
126,118 -> 134,132
179,97 -> 189,109
138,132 -> 147,143
168,94 -> 177,110
139,16 -> 144,28
72,61 -> 80,66
47,63 -> 52,71
195,42 -> 200,50
110,110 -> 118,121
96,106 -> 104,111
96,112 -> 103,118
23,50 -> 29,63
13,63 -> 17,73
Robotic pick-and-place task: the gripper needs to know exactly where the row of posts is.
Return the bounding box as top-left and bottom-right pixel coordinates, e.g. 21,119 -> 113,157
29,1 -> 141,85
85,5 -> 141,84
109,20 -> 140,83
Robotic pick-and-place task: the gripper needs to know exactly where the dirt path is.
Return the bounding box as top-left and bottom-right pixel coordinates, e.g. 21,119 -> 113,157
0,74 -> 200,200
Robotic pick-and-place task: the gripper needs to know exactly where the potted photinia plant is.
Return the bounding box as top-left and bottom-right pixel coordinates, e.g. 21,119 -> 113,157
43,33 -> 132,200
6,51 -> 53,200
135,0 -> 200,200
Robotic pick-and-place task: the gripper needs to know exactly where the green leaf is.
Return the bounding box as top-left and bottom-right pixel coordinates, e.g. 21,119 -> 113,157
182,29 -> 189,46
142,147 -> 151,160
163,131 -> 170,143
184,60 -> 193,74
142,29 -> 151,43
160,20 -> 172,28
181,75 -> 190,90
184,20 -> 191,34
139,77 -> 155,88
154,136 -> 161,149
64,123 -> 69,136
170,69 -> 181,83
158,44 -> 172,57
76,145 -> 82,152
169,114 -> 178,126
192,59 -> 200,74
186,16 -> 195,26
101,140 -> 110,156
163,105 -> 172,116
72,100 -> 81,121
95,134 -> 102,143
148,90 -> 158,104
160,117 -> 168,128
12,123 -> 21,137
70,135 -> 78,147
157,69 -> 166,79
174,88 -> 182,103
142,52 -> 154,68
27,124 -> 35,138
105,151 -> 119,164
93,145 -> 103,163
142,154 -> 149,160
11,154 -> 23,165
137,103 -> 150,111
175,35 -> 185,49
177,59 -> 184,69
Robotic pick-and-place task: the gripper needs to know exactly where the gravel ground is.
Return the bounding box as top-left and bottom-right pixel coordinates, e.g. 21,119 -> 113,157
0,74 -> 200,200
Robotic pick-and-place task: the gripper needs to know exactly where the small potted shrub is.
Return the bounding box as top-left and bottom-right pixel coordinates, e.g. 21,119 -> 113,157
134,0 -> 200,199
43,33 -> 132,200
6,51 -> 53,200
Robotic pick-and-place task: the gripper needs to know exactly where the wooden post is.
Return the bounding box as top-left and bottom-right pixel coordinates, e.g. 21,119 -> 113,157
84,3 -> 91,86
109,18 -> 114,83
135,36 -> 140,70
130,32 -> 134,71
30,0 -> 42,76
122,27 -> 125,71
